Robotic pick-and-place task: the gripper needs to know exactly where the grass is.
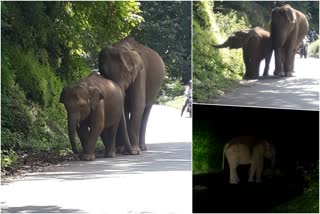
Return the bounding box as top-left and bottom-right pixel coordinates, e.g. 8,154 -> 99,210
164,95 -> 186,109
270,181 -> 319,213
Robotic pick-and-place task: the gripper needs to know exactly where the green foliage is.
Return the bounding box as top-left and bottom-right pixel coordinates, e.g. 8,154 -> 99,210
193,1 -> 214,30
193,1 -> 246,103
164,95 -> 186,110
214,1 -> 319,33
1,149 -> 18,171
133,1 -> 191,84
193,124 -> 224,174
270,163 -> 319,213
157,76 -> 185,104
1,85 -> 33,137
308,39 -> 319,58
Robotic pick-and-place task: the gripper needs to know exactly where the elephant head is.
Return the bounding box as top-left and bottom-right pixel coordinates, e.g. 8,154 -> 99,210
98,44 -> 144,92
213,30 -> 256,49
271,4 -> 297,49
60,85 -> 104,154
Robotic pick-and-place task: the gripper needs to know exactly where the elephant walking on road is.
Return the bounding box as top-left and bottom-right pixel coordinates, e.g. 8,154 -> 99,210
99,37 -> 165,153
60,73 -> 131,161
222,136 -> 276,184
213,27 -> 273,79
271,4 -> 309,77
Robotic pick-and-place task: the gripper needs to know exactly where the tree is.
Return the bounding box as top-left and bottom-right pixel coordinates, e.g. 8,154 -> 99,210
132,1 -> 191,84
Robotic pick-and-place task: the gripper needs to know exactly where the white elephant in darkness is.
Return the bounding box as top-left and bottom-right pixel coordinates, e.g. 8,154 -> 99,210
222,136 -> 276,184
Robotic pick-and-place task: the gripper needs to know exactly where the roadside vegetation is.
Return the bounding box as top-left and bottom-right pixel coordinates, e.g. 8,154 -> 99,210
193,1 -> 245,103
193,1 -> 319,103
308,39 -> 319,58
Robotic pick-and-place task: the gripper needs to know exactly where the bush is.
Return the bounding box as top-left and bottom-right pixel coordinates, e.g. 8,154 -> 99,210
157,76 -> 184,104
192,1 -> 247,103
308,39 -> 319,58
193,125 -> 224,174
1,86 -> 33,136
1,149 -> 18,171
5,45 -> 63,107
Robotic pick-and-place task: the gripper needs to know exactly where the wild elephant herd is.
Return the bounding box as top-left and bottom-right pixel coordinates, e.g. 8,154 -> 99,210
60,37 -> 165,161
213,4 -> 309,80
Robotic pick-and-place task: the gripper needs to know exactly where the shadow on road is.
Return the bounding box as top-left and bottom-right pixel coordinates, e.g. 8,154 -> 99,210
213,76 -> 319,110
14,142 -> 191,182
3,205 -> 85,213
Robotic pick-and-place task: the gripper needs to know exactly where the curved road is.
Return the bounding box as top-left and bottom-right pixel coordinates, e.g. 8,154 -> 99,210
212,55 -> 320,110
1,105 -> 192,214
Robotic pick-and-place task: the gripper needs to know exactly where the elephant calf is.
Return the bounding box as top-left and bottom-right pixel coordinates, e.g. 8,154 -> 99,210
213,27 -> 273,79
222,136 -> 276,184
60,73 -> 130,160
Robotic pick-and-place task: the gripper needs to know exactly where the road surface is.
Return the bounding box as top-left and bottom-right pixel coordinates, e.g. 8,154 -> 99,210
212,55 -> 320,110
1,105 -> 192,214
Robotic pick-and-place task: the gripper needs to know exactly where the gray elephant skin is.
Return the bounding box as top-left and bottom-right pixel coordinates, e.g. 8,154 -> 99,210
271,4 -> 309,76
213,27 -> 272,79
99,37 -> 165,153
60,73 -> 131,161
222,136 -> 276,184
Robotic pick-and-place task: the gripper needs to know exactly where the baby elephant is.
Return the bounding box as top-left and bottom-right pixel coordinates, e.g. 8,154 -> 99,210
60,73 -> 129,160
213,27 -> 272,79
222,136 -> 276,184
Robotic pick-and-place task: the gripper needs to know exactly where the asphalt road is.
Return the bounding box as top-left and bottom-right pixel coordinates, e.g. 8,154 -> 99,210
212,55 -> 320,110
1,105 -> 192,214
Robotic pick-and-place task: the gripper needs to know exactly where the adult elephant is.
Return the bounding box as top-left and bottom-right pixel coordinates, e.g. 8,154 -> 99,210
99,37 -> 165,153
213,27 -> 272,79
60,73 -> 131,160
222,136 -> 276,184
271,4 -> 309,76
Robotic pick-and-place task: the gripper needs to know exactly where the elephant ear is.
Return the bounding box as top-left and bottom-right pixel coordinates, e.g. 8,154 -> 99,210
89,87 -> 104,110
285,6 -> 296,27
233,30 -> 251,47
119,50 -> 143,82
60,87 -> 69,103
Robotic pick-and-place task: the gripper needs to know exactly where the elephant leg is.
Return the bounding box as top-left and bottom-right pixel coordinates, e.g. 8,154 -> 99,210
263,52 -> 272,76
139,105 -> 153,151
243,55 -> 260,79
255,159 -> 264,183
101,126 -> 117,158
284,45 -> 296,76
82,108 -> 104,161
274,48 -> 285,76
229,165 -> 240,184
128,110 -> 143,153
76,123 -> 89,154
227,155 -> 240,184
126,90 -> 145,153
118,111 -> 140,155
249,163 -> 256,182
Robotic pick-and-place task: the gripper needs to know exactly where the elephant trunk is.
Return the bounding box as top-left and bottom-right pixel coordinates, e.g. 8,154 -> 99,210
67,112 -> 80,154
212,42 -> 229,49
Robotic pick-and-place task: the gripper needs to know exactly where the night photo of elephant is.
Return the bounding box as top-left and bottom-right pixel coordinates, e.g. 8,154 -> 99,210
60,37 -> 165,160
192,104 -> 319,213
